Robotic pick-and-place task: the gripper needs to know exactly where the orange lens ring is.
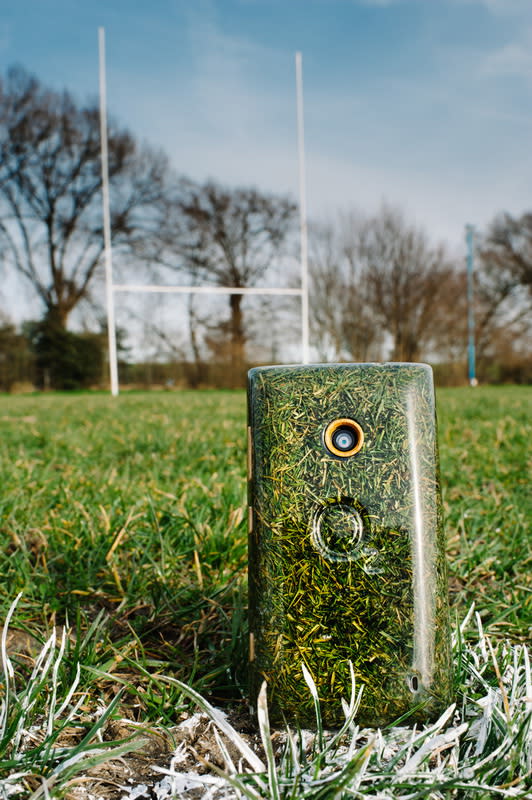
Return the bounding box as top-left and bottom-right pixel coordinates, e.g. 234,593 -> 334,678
324,418 -> 364,457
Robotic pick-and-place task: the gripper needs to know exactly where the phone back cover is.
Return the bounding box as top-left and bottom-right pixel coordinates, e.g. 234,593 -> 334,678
248,363 -> 452,727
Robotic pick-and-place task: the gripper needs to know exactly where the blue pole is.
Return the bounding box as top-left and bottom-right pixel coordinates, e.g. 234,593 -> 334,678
465,225 -> 477,386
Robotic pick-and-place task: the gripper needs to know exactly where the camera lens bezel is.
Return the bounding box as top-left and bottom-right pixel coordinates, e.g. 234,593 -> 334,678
324,418 -> 364,458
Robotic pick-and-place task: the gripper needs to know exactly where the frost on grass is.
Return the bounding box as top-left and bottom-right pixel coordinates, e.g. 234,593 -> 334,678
1,602 -> 531,800
0,595 -> 143,800
79,613 -> 531,800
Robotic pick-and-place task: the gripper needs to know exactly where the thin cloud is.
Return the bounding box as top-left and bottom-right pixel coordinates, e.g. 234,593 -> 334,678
162,2 -> 532,245
480,32 -> 532,81
452,0 -> 532,16
181,3 -> 290,146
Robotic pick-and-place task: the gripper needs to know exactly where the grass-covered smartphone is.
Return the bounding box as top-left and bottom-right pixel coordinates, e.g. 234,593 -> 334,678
247,363 -> 452,727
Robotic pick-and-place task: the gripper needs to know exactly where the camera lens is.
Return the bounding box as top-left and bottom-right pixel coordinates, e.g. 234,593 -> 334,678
332,427 -> 356,452
324,418 -> 364,458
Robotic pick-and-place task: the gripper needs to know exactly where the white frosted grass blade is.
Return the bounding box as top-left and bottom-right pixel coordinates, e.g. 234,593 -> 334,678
386,703 -> 457,772
301,662 -> 318,702
1,593 -> 21,680
161,676 -> 265,773
397,722 -> 468,775
524,645 -> 532,704
0,593 -> 22,741
523,645 -> 532,774
472,687 -> 497,756
429,703 -> 457,732
29,629 -> 56,678
151,767 -> 227,786
487,639 -> 511,724
153,765 -> 260,800
174,756 -> 266,800
338,662 -> 364,734
257,682 -> 280,800
26,741 -> 145,800
388,725 -> 417,770
213,727 -> 237,775
286,726 -> 300,777
46,627 -> 68,738
210,729 -> 248,800
475,611 -> 488,661
321,664 -> 365,764
55,662 -> 84,721
459,602 -> 475,637
301,662 -> 324,748
13,631 -> 57,753
469,739 -> 512,773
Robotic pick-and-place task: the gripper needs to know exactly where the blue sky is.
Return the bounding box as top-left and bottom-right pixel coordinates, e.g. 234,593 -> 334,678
2,0 -> 532,250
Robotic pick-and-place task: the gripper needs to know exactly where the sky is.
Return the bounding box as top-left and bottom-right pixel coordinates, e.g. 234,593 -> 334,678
2,0 -> 532,336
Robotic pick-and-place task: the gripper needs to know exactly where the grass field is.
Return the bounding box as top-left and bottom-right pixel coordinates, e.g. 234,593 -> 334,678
0,386 -> 530,798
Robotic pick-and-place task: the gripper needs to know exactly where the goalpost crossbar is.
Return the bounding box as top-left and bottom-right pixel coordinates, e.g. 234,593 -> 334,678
99,30 -> 310,395
112,285 -> 303,296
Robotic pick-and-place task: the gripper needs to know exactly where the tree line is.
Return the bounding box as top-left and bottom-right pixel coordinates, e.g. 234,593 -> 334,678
0,65 -> 530,390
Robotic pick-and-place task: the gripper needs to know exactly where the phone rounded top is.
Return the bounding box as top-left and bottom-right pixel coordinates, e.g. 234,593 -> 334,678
248,362 -> 433,378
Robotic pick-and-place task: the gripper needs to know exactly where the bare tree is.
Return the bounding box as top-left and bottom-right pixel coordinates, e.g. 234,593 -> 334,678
480,212 -> 532,291
0,66 -> 169,329
308,208 -> 458,364
476,212 -> 532,362
360,206 -> 457,362
158,179 -> 297,380
309,217 -> 383,361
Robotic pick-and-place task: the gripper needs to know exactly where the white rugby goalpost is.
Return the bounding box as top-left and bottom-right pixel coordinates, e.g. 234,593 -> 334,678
99,28 -> 310,396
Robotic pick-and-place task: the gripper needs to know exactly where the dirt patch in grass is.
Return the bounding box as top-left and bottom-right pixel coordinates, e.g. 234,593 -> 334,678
66,711 -> 262,800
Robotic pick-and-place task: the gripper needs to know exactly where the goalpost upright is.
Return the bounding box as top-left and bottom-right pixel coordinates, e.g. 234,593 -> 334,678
296,52 -> 310,366
98,27 -> 119,397
99,31 -> 310,395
